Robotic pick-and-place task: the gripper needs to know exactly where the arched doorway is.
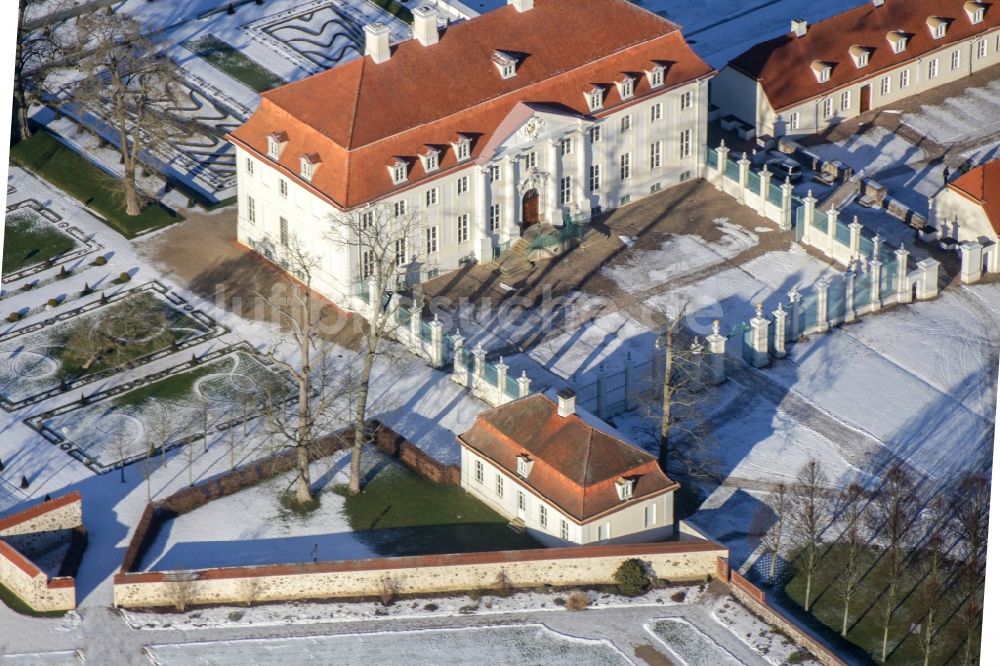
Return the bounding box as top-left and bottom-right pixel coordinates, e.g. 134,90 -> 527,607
521,189 -> 540,232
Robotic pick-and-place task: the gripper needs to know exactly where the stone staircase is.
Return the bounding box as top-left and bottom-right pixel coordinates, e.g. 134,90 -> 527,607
492,237 -> 533,278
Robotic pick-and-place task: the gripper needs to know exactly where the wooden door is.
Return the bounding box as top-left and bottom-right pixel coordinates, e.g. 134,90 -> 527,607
521,190 -> 539,230
859,85 -> 871,113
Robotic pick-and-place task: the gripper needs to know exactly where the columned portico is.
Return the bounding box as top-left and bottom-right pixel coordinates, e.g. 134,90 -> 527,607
474,165 -> 491,261
546,138 -> 561,224
574,126 -> 591,220
501,155 -> 519,243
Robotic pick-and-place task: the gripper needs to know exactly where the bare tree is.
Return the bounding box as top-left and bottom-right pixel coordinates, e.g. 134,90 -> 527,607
917,497 -> 947,666
13,0 -> 64,141
788,459 -> 829,612
64,293 -> 170,372
237,577 -> 266,607
870,464 -> 916,663
113,422 -> 131,484
757,482 -> 788,584
72,11 -> 181,215
328,201 -> 421,495
146,401 -> 174,467
165,575 -> 196,612
837,483 -> 867,637
953,472 -> 988,665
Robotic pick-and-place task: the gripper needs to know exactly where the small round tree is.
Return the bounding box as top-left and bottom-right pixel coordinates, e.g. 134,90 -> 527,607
613,558 -> 651,596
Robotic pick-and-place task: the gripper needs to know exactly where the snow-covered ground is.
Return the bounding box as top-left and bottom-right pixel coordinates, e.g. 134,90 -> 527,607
904,78 -> 1000,147
710,595 -> 822,666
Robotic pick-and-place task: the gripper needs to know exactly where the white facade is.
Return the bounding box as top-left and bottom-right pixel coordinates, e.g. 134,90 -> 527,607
930,186 -> 999,243
459,447 -> 675,547
235,78 -> 708,306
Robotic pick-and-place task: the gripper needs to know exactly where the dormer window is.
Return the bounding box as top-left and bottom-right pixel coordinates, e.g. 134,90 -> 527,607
516,454 -> 533,478
811,60 -> 832,83
266,131 -> 287,160
420,148 -> 440,173
887,30 -> 908,54
966,1 -> 987,24
389,159 -> 408,185
299,154 -> 320,181
647,65 -> 665,88
616,76 -> 635,100
849,45 -> 871,68
615,477 -> 635,501
492,50 -> 517,79
585,86 -> 604,112
453,135 -> 472,162
927,17 -> 948,39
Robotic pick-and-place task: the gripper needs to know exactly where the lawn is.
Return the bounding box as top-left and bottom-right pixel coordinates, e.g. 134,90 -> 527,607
782,543 -> 971,665
183,35 -> 284,93
371,0 -> 412,23
9,130 -> 180,238
3,209 -> 78,275
334,463 -> 540,557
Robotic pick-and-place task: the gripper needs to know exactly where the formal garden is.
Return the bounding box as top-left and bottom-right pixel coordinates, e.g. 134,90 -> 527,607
0,283 -> 220,409
3,205 -> 79,276
183,35 -> 285,93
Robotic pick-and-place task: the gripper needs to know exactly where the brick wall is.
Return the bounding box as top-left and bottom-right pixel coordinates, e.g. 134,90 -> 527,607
114,540 -> 727,609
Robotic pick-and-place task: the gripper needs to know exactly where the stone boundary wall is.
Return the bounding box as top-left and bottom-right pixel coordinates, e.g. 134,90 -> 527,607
716,558 -> 846,666
0,492 -> 83,612
113,540 -> 727,609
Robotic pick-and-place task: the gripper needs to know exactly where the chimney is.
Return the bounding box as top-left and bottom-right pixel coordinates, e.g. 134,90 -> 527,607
556,388 -> 576,418
364,23 -> 391,64
791,19 -> 808,37
508,0 -> 534,12
412,5 -> 439,47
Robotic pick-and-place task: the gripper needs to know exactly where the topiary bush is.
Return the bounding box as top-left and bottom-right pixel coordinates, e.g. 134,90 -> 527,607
7,312 -> 21,323
46,298 -> 60,308
93,255 -> 107,266
613,558 -> 651,597
114,271 -> 131,284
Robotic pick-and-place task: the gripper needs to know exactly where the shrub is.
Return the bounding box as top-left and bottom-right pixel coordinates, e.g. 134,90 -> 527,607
613,558 -> 651,597
467,589 -> 482,602
787,649 -> 812,664
57,266 -> 70,279
377,574 -> 401,607
671,590 -> 686,603
20,283 -> 33,291
47,298 -> 60,308
553,597 -> 565,606
115,271 -> 131,284
423,603 -> 438,611
565,591 -> 590,611
7,312 -> 21,323
227,610 -> 244,622
93,255 -> 107,266
494,569 -> 513,597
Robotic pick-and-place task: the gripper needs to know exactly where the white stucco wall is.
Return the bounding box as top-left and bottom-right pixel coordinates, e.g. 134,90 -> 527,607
930,187 -> 998,242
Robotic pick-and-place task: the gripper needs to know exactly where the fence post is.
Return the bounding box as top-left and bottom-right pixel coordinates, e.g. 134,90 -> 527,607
623,351 -> 635,411
848,216 -> 863,259
844,267 -> 857,323
737,152 -> 750,204
916,258 -> 940,299
409,294 -> 423,352
706,320 -> 727,384
869,235 -> 883,312
472,343 -> 486,381
451,332 -> 466,381
772,303 -> 787,358
801,190 -> 816,244
597,363 -> 608,419
496,356 -> 509,405
517,370 -> 531,398
826,206 -> 839,256
780,177 -> 794,232
759,165 -> 771,218
960,241 -> 984,284
815,278 -> 830,332
787,287 -> 801,340
716,140 -> 729,191
429,315 -> 444,368
895,245 -> 911,302
749,303 -> 770,367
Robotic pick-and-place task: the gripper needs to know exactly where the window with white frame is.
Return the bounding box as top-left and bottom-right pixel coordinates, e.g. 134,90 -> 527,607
517,490 -> 525,511
393,200 -> 407,217
457,175 -> 469,195
790,112 -> 800,130
644,503 -> 657,528
650,102 -> 662,122
822,97 -> 833,118
929,58 -> 939,78
560,137 -> 573,156
680,90 -> 692,110
279,217 -> 289,247
952,49 -> 961,70
855,51 -> 869,68
267,134 -> 284,159
900,68 -> 911,88
841,89 -> 851,111
361,210 -> 373,229
596,523 -> 608,540
300,158 -> 314,181
538,504 -> 548,528
623,78 -> 634,98
650,141 -> 662,170
422,150 -> 439,172
391,162 -> 407,184
246,196 -> 256,224
620,194 -> 631,205
620,153 -> 631,180
489,165 -> 501,182
679,129 -> 691,158
425,226 -> 438,254
495,474 -> 504,498
620,114 -> 632,133
978,39 -> 988,59
560,176 -> 572,205
586,89 -> 603,112
590,164 -> 601,192
818,67 -> 831,83
455,138 -> 471,161
516,455 -> 530,477
489,203 -> 501,232
973,6 -> 985,24
560,520 -> 569,540
650,67 -> 664,87
360,249 -> 375,279
279,178 -> 288,198
934,22 -> 946,39
526,151 -> 537,168
890,34 -> 907,54
474,459 -> 483,483
394,238 -> 407,266
245,157 -> 254,175
501,61 -> 516,79
426,187 -> 438,207
457,214 -> 469,243
589,125 -> 602,144
880,75 -> 891,96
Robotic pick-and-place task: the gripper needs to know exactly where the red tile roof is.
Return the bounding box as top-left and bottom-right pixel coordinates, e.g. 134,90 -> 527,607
227,0 -> 712,209
457,394 -> 678,523
728,0 -> 1000,112
950,159 -> 1000,234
